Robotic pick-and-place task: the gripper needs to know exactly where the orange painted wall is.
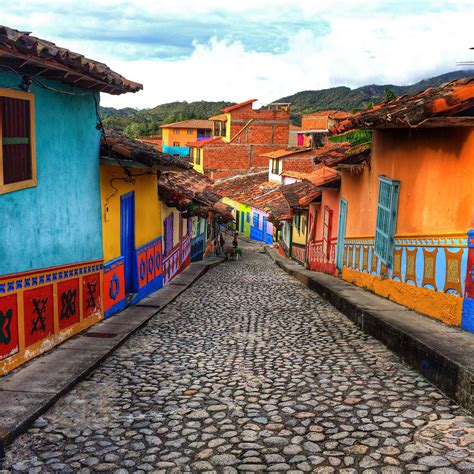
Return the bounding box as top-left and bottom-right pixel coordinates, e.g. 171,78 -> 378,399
341,128 -> 474,237
162,127 -> 197,147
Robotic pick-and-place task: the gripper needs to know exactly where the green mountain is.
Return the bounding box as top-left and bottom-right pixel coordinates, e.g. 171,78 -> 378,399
101,70 -> 474,135
278,70 -> 474,124
101,101 -> 233,137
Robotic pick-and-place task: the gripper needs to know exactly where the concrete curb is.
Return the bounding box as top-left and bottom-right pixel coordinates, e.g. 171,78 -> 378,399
264,245 -> 474,412
0,257 -> 224,449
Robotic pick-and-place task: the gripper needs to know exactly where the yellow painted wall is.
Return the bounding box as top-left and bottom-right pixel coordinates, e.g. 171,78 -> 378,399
342,267 -> 463,327
162,127 -> 197,147
292,211 -> 308,246
225,113 -> 231,142
192,147 -> 204,174
341,128 -> 474,238
100,164 -> 162,262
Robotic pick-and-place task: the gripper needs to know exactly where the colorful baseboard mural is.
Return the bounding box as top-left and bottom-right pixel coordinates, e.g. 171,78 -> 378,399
307,237 -> 337,275
342,233 -> 469,327
133,237 -> 163,303
104,237 -> 163,318
292,243 -> 306,264
0,260 -> 103,375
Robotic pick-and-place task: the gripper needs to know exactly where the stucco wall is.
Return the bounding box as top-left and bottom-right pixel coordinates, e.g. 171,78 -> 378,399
314,189 -> 340,241
341,128 -> 474,238
0,72 -> 103,275
100,164 -> 162,263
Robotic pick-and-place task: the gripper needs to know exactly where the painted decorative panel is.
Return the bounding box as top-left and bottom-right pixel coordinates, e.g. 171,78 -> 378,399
154,239 -> 163,278
104,257 -> 125,314
344,234 -> 468,298
307,237 -> 337,275
0,294 -> 19,360
0,259 -> 103,375
82,272 -> 101,319
24,285 -> 54,348
58,278 -> 80,331
163,243 -> 181,284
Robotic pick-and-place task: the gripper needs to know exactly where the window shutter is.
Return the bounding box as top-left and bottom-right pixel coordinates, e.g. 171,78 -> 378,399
374,177 -> 400,265
1,96 -> 32,184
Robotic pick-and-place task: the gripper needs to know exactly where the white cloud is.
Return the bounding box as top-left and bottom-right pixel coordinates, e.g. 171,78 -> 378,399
100,8 -> 474,108
2,1 -> 474,108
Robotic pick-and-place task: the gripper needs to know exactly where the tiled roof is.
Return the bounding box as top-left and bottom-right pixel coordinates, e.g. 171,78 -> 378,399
260,148 -> 312,159
332,78 -> 474,133
222,99 -> 257,113
160,119 -> 213,130
212,171 -> 278,205
253,188 -> 292,221
209,113 -> 228,121
252,181 -> 321,220
101,130 -> 191,169
0,25 -> 142,95
158,168 -> 233,221
186,137 -> 224,148
282,166 -> 341,187
312,142 -> 353,166
279,181 -> 321,208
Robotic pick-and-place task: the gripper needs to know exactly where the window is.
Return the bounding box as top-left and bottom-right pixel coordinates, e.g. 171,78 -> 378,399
173,129 -> 180,135
246,212 -> 250,223
271,159 -> 279,175
195,149 -> 201,165
0,89 -> 36,194
253,213 -> 259,228
173,141 -> 180,147
187,129 -> 193,135
374,176 -> 400,265
295,214 -> 301,234
213,121 -> 227,137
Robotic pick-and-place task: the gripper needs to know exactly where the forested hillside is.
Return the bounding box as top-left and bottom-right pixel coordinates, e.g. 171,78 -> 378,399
101,70 -> 474,135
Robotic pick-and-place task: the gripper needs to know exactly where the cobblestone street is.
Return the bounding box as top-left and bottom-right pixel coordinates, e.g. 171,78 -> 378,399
4,242 -> 474,473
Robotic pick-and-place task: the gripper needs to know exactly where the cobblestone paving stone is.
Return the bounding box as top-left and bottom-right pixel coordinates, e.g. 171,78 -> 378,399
4,242 -> 474,473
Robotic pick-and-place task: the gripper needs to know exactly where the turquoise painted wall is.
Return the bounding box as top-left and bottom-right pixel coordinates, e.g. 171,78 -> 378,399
163,144 -> 189,157
0,72 -> 103,275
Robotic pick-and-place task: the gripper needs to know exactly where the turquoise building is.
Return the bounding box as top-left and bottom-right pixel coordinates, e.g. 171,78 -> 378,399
0,25 -> 141,374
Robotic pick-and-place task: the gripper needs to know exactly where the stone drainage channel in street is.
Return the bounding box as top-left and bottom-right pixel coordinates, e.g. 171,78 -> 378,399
3,241 -> 474,472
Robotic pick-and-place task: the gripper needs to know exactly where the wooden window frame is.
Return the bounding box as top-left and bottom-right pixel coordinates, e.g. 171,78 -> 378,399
271,159 -> 279,175
374,176 -> 400,266
187,129 -> 193,135
0,88 -> 37,195
173,129 -> 180,135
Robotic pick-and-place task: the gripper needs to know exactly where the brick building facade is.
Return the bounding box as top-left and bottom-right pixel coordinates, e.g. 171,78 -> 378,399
188,99 -> 291,180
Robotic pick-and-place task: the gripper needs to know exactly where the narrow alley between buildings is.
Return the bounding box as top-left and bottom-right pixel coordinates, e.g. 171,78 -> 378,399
5,242 -> 473,473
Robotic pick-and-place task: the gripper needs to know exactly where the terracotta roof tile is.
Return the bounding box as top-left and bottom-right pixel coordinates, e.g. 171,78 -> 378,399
260,148 -> 312,159
187,137 -> 224,148
332,77 -> 474,133
101,130 -> 191,169
282,166 -> 341,187
222,99 -> 257,113
212,171 -> 278,205
0,25 -> 141,95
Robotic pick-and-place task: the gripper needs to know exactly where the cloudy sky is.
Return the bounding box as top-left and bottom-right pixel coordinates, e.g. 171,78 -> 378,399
3,0 -> 474,109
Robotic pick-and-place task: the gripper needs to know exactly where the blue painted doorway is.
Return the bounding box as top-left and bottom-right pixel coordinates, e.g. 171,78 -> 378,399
121,192 -> 135,294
